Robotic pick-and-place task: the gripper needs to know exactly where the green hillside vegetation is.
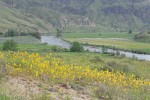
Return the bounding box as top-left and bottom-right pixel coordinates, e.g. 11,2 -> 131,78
1,0 -> 149,32
0,36 -> 40,44
63,32 -> 150,54
0,2 -> 54,33
134,32 -> 150,42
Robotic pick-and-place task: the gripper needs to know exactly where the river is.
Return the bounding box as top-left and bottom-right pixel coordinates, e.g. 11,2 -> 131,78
41,36 -> 150,61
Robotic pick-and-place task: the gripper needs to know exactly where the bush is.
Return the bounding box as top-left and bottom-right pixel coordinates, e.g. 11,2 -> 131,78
94,84 -> 114,99
128,30 -> 132,34
70,42 -> 84,52
2,40 -> 18,51
56,28 -> 63,38
30,32 -> 41,40
0,32 -> 3,35
116,50 -> 120,56
90,56 -> 104,63
51,46 -> 60,52
101,47 -> 108,54
134,33 -> 150,42
4,29 -> 16,37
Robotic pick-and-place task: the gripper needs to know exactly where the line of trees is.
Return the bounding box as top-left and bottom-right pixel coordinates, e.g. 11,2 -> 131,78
1,29 -> 41,39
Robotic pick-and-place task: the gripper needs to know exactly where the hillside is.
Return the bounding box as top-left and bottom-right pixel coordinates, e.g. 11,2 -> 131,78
1,0 -> 150,32
0,1 -> 54,33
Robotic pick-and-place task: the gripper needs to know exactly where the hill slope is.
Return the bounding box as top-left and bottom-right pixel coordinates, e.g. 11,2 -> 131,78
0,1 -> 54,33
44,0 -> 150,31
0,0 -> 150,32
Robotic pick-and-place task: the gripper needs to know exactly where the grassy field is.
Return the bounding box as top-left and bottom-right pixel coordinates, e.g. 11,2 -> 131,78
0,36 -> 40,44
63,32 -> 136,39
51,52 -> 150,79
0,36 -> 68,52
65,38 -> 150,53
0,43 -> 53,51
63,32 -> 150,54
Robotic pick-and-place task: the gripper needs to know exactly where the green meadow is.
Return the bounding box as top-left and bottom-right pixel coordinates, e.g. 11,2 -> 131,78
63,32 -> 136,39
63,32 -> 150,54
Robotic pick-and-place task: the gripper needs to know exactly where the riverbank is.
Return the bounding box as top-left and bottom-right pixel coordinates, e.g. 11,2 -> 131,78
63,38 -> 150,55
39,36 -> 150,61
63,32 -> 150,54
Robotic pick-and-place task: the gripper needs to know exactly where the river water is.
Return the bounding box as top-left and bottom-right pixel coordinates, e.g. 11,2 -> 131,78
41,36 -> 150,61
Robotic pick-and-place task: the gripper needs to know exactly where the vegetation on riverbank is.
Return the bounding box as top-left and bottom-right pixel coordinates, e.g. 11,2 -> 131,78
134,32 -> 150,43
63,32 -> 150,54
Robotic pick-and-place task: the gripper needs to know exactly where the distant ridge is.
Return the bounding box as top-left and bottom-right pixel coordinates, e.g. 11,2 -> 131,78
0,0 -> 150,32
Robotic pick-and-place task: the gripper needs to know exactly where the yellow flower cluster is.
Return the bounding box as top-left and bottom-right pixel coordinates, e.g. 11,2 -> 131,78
0,52 -> 4,59
1,51 -> 150,89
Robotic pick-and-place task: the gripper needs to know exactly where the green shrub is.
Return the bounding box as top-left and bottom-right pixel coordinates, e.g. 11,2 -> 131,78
70,42 -> 84,52
0,32 -> 3,35
4,29 -> 16,37
51,46 -> 68,52
30,32 -> 41,40
94,84 -> 115,99
90,56 -> 104,63
2,40 -> 18,51
101,47 -> 108,54
128,30 -> 132,34
51,46 -> 60,52
56,28 -> 63,38
134,33 -> 150,42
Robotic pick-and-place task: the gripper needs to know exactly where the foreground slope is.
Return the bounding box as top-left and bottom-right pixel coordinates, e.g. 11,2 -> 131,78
0,51 -> 150,99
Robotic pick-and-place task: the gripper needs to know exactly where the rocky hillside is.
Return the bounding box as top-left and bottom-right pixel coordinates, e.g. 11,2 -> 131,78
0,1 -> 54,33
0,0 -> 150,32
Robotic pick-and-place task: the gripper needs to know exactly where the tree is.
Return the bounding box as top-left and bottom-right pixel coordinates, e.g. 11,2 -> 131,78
70,42 -> 84,52
56,28 -> 63,38
4,29 -> 16,37
31,32 -> 41,40
101,47 -> 108,54
0,32 -> 3,35
2,40 -> 18,51
128,30 -> 132,34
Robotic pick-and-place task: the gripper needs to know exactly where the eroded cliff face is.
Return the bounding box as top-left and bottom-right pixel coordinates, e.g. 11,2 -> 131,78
60,16 -> 96,29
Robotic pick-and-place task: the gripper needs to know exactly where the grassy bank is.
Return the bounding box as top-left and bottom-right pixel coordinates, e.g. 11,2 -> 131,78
0,36 -> 40,44
63,32 -> 136,39
64,38 -> 150,54
51,52 -> 150,79
63,32 -> 150,54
